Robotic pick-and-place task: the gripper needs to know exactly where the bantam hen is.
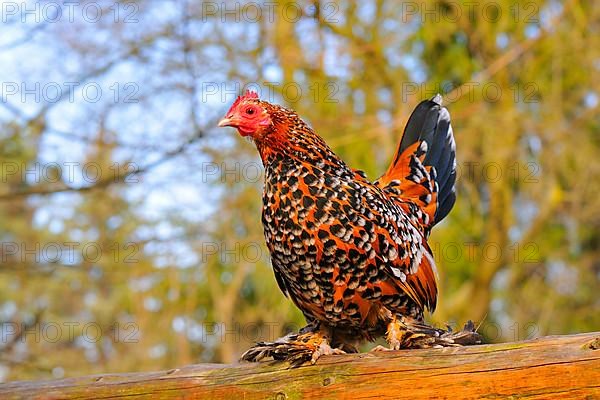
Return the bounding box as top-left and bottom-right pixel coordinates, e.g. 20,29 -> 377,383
218,90 -> 481,365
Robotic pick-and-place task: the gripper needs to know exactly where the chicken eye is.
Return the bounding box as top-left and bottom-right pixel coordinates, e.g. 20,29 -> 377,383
246,108 -> 255,115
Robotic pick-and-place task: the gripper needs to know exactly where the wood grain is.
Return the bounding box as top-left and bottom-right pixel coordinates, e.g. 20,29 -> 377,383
2,332 -> 599,399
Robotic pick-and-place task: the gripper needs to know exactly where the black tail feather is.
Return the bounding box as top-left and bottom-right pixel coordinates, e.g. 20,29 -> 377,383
401,94 -> 457,225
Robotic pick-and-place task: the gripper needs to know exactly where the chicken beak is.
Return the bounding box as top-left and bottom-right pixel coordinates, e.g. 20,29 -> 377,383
218,117 -> 236,128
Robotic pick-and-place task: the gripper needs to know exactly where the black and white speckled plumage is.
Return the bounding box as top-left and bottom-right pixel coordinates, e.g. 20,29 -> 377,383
218,92 -> 476,362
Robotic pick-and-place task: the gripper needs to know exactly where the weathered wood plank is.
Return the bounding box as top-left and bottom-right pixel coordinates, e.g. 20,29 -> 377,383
1,332 -> 599,399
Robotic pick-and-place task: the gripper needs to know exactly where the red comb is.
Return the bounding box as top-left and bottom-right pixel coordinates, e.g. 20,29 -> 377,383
244,89 -> 259,99
230,89 -> 259,111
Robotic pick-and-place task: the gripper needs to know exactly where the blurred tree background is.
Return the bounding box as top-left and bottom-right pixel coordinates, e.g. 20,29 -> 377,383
1,0 -> 599,381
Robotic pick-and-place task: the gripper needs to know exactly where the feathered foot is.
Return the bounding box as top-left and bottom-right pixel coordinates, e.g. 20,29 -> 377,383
240,325 -> 346,367
371,317 -> 483,351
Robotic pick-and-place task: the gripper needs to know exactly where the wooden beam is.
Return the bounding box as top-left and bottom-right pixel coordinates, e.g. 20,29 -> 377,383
2,332 -> 599,399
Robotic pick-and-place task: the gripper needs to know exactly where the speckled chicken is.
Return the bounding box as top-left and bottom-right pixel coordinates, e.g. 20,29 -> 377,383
218,91 -> 481,365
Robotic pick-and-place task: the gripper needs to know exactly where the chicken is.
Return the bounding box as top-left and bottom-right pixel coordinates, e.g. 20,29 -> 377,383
218,90 -> 481,365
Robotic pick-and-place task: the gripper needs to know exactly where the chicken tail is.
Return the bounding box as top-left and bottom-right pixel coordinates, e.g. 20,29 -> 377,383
376,94 -> 457,229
